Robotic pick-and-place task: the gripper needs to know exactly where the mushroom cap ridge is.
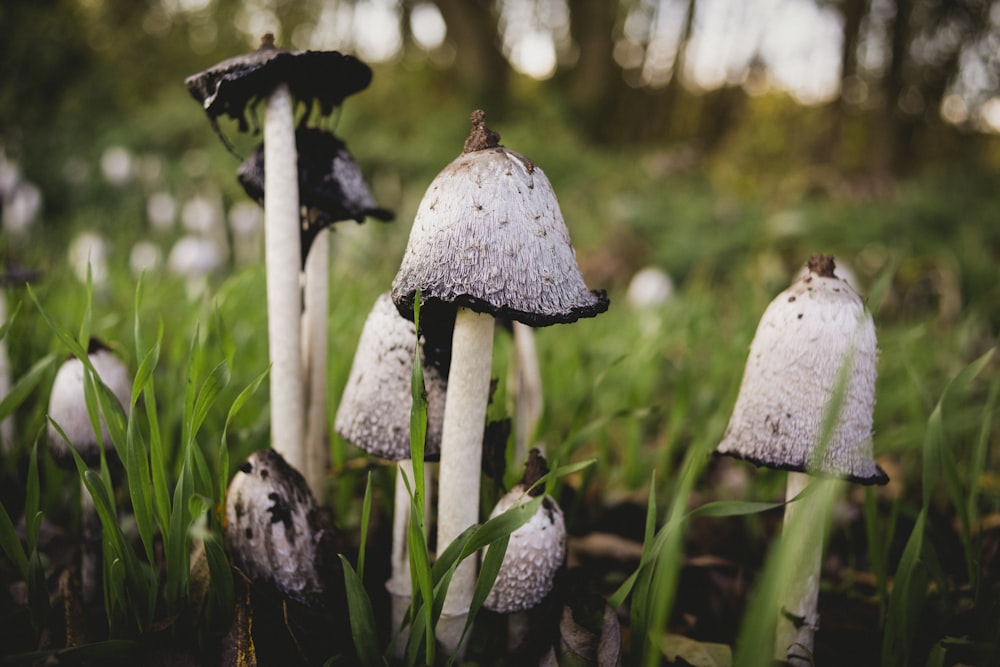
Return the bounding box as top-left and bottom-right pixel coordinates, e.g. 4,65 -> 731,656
391,145 -> 608,327
715,259 -> 887,485
334,292 -> 448,461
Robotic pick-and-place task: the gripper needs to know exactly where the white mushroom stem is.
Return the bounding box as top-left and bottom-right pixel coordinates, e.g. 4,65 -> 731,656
302,228 -> 329,498
436,307 -> 495,655
263,83 -> 305,472
80,480 -> 100,606
511,322 -> 543,463
775,472 -> 840,664
388,458 -> 416,657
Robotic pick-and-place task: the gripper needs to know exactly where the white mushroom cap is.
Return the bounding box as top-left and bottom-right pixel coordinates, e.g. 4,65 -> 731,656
224,449 -> 328,607
47,340 -> 132,468
483,450 -> 566,614
716,255 -> 887,484
391,110 -> 608,327
334,292 -> 448,460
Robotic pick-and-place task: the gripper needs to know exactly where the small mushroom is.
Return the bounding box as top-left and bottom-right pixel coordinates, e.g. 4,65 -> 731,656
46,339 -> 132,605
224,449 -> 330,608
335,291 -> 449,653
714,254 -> 885,664
391,110 -> 607,654
484,449 -> 566,615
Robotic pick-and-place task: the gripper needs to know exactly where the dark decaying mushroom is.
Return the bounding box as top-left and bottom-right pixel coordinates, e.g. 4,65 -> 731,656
184,33 -> 371,139
224,449 -> 335,608
237,127 -> 394,265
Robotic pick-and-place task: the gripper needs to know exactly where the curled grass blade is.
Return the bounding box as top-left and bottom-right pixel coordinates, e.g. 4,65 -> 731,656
340,554 -> 383,667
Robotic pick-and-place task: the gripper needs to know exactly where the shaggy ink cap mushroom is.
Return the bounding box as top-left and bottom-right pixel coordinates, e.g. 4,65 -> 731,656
715,254 -> 887,485
46,338 -> 132,469
225,449 -> 331,608
483,449 -> 567,614
184,33 -> 371,140
391,109 -> 609,327
237,127 -> 394,266
335,292 -> 449,461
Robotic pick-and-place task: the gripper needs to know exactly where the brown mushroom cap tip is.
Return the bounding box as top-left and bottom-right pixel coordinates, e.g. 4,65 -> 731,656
807,254 -> 837,278
463,109 -> 502,153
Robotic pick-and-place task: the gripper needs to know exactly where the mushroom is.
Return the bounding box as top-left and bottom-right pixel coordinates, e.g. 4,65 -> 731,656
391,110 -> 608,653
224,448 -> 332,608
237,126 -> 394,498
185,34 -> 372,482
714,254 -> 886,664
46,338 -> 132,605
334,291 -> 448,652
483,449 -> 566,652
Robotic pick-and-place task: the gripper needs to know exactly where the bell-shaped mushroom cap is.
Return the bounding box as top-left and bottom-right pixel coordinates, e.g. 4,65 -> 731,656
225,449 -> 329,607
334,292 -> 448,461
184,34 -> 371,135
715,255 -> 887,485
483,449 -> 566,614
237,127 -> 394,265
391,110 -> 609,327
46,339 -> 131,468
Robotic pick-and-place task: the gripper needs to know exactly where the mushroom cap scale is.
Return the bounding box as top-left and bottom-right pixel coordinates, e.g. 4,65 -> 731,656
224,449 -> 328,607
715,260 -> 887,484
46,342 -> 131,468
483,486 -> 567,614
334,292 -> 448,461
184,34 -> 372,134
391,145 -> 608,327
237,128 -> 394,265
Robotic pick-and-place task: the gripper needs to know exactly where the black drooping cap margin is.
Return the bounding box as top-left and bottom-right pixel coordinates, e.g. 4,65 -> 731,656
712,449 -> 890,486
184,33 -> 371,143
393,289 -> 610,329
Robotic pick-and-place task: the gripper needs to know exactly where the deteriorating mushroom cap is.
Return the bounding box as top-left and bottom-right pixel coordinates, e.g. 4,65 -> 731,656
715,255 -> 887,485
237,127 -> 394,265
391,110 -> 608,327
46,339 -> 131,468
184,33 -> 371,135
225,449 -> 329,607
334,292 -> 448,461
483,450 -> 566,614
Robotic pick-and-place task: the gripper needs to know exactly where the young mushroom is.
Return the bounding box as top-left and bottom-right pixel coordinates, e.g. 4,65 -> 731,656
334,291 -> 448,652
483,449 -> 566,653
715,254 -> 886,664
186,34 -> 371,481
46,338 -> 132,605
224,448 -> 333,608
391,110 -> 608,654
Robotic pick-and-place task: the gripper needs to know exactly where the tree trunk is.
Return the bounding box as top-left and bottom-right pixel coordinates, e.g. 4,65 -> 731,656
433,0 -> 509,110
564,0 -> 620,134
824,0 -> 867,166
872,0 -> 911,181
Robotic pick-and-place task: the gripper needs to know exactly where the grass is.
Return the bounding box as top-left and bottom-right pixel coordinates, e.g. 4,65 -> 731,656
1,87 -> 999,664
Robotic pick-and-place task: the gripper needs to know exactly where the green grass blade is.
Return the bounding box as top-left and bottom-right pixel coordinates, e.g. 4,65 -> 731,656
339,555 -> 383,667
405,494 -> 435,666
358,471 -> 373,581
0,502 -> 29,579
25,441 -> 40,547
609,473 -> 656,609
0,352 -> 58,424
217,368 -> 268,512
881,511 -> 928,667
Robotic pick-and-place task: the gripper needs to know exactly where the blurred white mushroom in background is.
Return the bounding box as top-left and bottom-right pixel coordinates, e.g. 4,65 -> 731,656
130,240 -> 164,277
626,266 -> 674,310
147,191 -> 177,232
2,181 -> 42,235
228,200 -> 264,265
100,146 -> 134,186
168,235 -> 223,298
68,231 -> 109,286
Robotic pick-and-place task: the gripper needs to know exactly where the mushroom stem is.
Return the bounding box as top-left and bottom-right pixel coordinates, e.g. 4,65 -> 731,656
511,321 -> 543,463
302,229 -> 329,498
776,472 -> 840,664
263,83 -> 305,472
80,480 -> 100,606
388,458 -> 416,657
436,307 -> 495,655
